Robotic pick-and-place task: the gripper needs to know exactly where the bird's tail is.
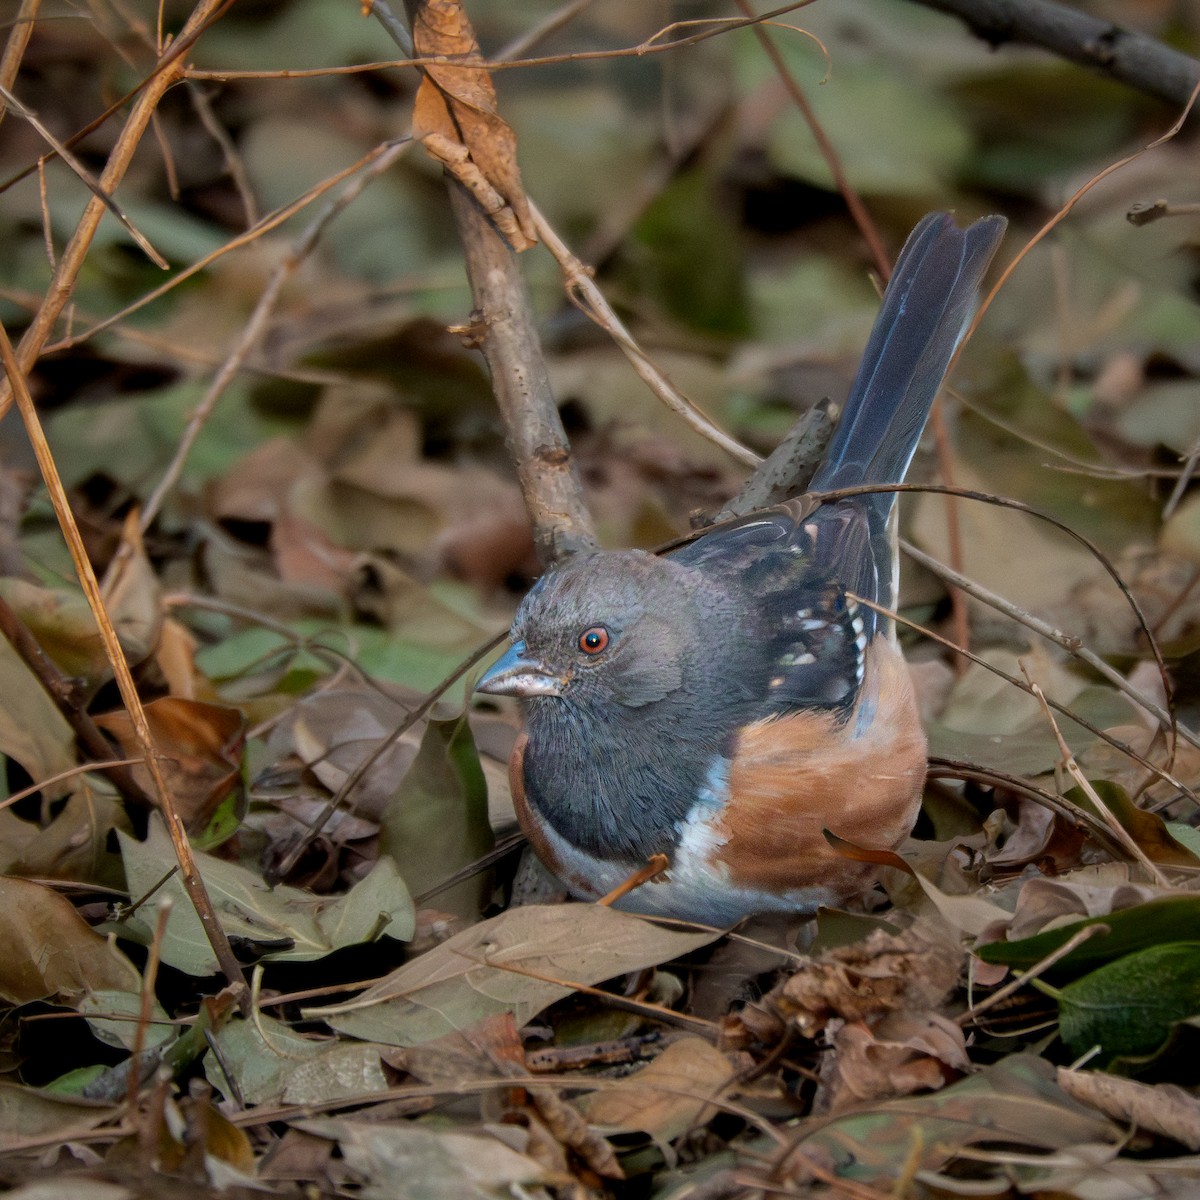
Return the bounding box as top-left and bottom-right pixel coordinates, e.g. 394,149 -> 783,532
809,212 -> 1006,516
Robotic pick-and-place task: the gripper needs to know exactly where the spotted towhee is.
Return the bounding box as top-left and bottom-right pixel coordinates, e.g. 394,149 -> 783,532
478,212 -> 1007,924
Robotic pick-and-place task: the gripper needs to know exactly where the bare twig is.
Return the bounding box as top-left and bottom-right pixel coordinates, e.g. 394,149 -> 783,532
901,538 -> 1200,752
926,758 -> 1127,858
267,630 -> 505,884
0,0 -> 39,128
0,83 -> 168,268
187,2 -> 820,81
45,139 -> 406,355
909,0 -> 1200,108
531,201 -> 761,469
0,590 -> 153,806
0,316 -> 248,1005
960,921 -> 1111,1027
962,79 -> 1200,361
1024,673 -> 1170,886
716,406 -> 834,518
852,588 -> 1195,807
0,0 -> 233,420
733,0 -> 890,282
186,81 -> 259,228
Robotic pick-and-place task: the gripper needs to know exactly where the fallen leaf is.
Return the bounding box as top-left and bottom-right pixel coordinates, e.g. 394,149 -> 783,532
96,696 -> 246,837
298,1118 -> 554,1199
0,1080 -> 118,1152
116,819 -> 414,975
0,876 -> 138,1006
821,1011 -> 969,1113
311,903 -> 719,1046
1058,1067 -> 1200,1150
0,625 -> 77,790
206,1014 -> 389,1106
784,1054 -> 1117,1188
977,892 -> 1200,977
583,1037 -> 734,1140
1055,942 -> 1200,1063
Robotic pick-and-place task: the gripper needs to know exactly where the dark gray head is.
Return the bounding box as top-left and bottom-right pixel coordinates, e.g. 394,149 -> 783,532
476,549 -> 754,860
480,550 -> 714,709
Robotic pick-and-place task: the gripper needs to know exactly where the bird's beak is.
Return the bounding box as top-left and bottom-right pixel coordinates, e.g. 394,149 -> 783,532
476,640 -> 566,698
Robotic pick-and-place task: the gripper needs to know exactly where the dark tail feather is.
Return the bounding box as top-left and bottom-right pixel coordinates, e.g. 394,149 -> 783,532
809,212 -> 1006,514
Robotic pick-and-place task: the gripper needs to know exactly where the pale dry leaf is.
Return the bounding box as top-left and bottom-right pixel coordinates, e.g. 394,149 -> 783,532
298,1118 -> 554,1198
1057,1069 -> 1200,1151
312,903 -> 719,1046
584,1037 -> 734,1141
762,924 -> 963,1038
821,1011 -> 970,1113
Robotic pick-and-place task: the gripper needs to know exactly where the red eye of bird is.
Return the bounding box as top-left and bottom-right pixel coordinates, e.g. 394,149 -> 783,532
578,626 -> 609,655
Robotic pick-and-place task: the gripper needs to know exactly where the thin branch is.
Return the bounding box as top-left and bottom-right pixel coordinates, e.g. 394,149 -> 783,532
851,588 -> 1196,805
531,201 -> 761,469
446,187 -> 598,562
961,78 -> 1200,357
0,83 -> 168,269
960,921 -> 1111,1027
0,0 -> 234,420
0,0 -> 40,128
0,315 -> 249,1006
0,591 -> 153,806
901,538 -> 1199,752
1025,673 -> 1170,886
187,2 -> 820,81
733,0 -> 890,283
909,0 -> 1200,109
926,758 -> 1127,858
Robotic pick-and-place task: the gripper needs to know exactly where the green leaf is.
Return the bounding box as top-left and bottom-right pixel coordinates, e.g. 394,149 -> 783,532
205,1013 -> 390,1106
977,894 -> 1200,976
1067,780 -> 1200,869
379,713 -> 493,919
1057,942 -> 1200,1063
761,60 -> 971,196
115,820 -> 414,976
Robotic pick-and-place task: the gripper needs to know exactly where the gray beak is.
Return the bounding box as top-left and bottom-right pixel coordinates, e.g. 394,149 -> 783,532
476,640 -> 566,698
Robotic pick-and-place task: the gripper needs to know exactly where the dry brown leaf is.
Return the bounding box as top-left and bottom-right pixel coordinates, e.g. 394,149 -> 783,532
748,924 -> 962,1040
583,1037 -> 734,1141
0,876 -> 138,1006
410,0 -> 536,251
1003,873 -> 1163,942
96,697 -> 245,833
1057,1068 -> 1200,1151
154,617 -> 200,700
821,1011 -> 970,1113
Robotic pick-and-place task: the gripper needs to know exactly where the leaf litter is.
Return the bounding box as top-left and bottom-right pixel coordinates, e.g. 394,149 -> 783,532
0,0 -> 1199,1197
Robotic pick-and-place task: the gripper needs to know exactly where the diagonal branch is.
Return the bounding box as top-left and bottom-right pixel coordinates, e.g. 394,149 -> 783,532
909,0 -> 1200,108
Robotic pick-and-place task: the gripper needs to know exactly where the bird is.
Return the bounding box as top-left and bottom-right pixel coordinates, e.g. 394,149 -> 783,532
477,212 -> 1007,925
